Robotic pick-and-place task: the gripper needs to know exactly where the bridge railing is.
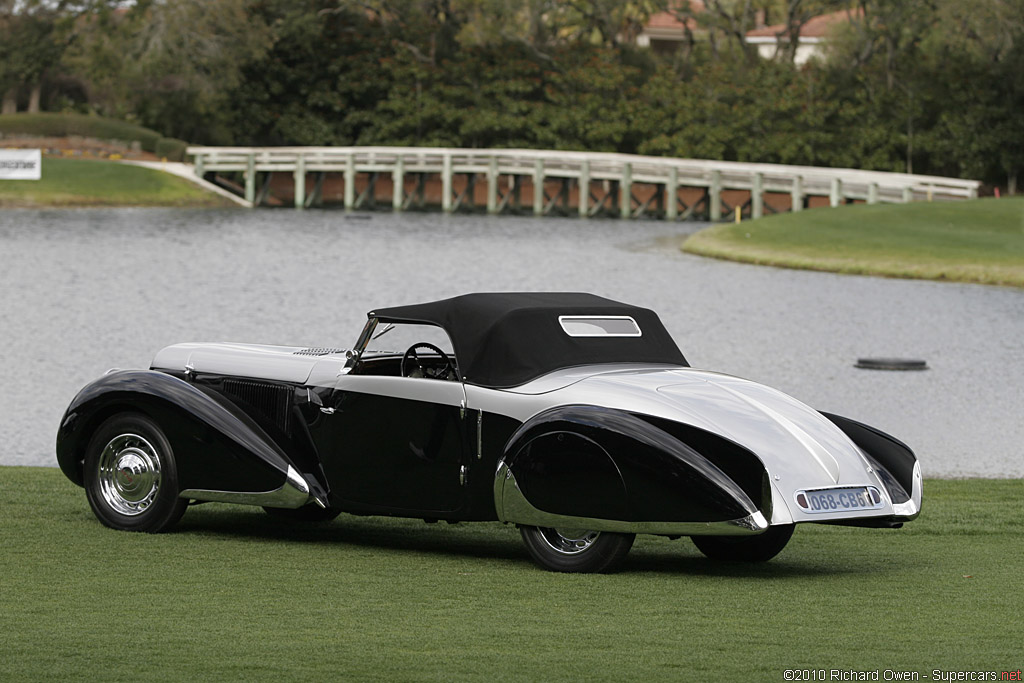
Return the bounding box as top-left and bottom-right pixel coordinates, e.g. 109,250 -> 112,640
187,145 -> 981,216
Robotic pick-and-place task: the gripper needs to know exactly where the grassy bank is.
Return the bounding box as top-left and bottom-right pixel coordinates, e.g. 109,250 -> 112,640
683,198 -> 1024,287
1,466 -> 1021,681
0,157 -> 232,208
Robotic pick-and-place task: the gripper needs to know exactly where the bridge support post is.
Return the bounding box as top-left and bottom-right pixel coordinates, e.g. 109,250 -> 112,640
830,178 -> 842,207
791,175 -> 803,212
487,157 -> 498,214
392,157 -> 404,210
902,186 -> 913,203
666,166 -> 678,220
344,154 -> 355,210
752,172 -> 764,219
710,170 -> 722,221
534,159 -> 545,216
620,162 -> 632,219
194,153 -> 204,178
308,172 -> 324,208
244,154 -> 256,205
868,182 -> 879,205
442,153 -> 453,213
578,160 -> 590,217
294,154 -> 306,210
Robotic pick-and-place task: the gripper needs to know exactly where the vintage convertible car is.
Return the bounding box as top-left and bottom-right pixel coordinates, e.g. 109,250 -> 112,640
56,292 -> 922,572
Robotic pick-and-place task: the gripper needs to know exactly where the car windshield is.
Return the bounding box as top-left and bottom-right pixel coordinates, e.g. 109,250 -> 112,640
357,321 -> 455,358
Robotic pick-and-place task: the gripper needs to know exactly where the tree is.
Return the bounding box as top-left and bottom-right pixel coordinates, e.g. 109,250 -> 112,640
61,0 -> 271,141
229,1 -> 393,145
0,0 -> 71,114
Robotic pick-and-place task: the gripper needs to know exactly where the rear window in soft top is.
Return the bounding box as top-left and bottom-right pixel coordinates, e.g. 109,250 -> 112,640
558,316 -> 642,337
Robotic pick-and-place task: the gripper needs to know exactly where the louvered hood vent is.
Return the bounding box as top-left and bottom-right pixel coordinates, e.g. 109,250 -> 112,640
222,379 -> 293,433
293,348 -> 347,356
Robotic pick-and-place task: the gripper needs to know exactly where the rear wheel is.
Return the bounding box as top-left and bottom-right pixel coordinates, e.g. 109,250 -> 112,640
691,524 -> 795,562
84,413 -> 188,533
520,525 -> 635,573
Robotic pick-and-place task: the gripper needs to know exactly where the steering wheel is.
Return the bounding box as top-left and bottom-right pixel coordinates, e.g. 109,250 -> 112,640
401,343 -> 457,380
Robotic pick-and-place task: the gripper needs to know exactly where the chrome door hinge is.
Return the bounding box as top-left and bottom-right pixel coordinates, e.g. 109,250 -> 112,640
460,399 -> 466,420
459,465 -> 468,486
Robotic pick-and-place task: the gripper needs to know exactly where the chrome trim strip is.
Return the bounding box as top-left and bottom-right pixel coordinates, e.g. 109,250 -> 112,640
476,410 -> 483,460
334,374 -> 467,408
180,465 -> 311,509
495,466 -> 769,536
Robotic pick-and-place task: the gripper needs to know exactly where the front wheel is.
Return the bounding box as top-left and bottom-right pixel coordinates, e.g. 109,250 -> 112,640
83,413 -> 188,533
691,524 -> 795,562
519,526 -> 635,573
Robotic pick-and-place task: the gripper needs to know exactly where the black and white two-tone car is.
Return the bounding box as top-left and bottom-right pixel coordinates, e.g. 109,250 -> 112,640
56,293 -> 922,572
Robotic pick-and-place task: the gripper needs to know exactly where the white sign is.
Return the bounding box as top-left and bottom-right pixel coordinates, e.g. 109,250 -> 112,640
0,149 -> 42,180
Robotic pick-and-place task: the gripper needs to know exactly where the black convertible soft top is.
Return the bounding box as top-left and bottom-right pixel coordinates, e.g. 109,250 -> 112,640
370,292 -> 688,388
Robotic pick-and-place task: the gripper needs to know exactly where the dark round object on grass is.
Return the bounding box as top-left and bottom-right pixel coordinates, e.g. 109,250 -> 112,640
855,358 -> 928,371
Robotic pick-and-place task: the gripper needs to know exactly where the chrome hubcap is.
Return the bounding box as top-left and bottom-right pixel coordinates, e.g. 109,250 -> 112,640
97,433 -> 161,516
538,527 -> 600,555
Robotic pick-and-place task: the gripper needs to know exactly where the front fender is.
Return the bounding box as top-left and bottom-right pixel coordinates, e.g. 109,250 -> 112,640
56,370 -> 304,500
495,405 -> 769,535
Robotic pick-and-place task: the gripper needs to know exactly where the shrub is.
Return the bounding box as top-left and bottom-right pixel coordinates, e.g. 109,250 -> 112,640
0,113 -> 163,152
154,137 -> 188,161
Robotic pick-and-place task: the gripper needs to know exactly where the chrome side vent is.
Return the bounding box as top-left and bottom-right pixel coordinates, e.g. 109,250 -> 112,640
293,347 -> 347,356
222,379 -> 292,433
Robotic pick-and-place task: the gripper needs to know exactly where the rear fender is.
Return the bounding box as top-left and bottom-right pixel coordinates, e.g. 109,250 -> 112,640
821,412 -> 922,517
495,405 -> 769,534
56,370 -> 315,506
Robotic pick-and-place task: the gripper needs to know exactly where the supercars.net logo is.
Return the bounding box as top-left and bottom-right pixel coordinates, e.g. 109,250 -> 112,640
783,669 -> 1022,681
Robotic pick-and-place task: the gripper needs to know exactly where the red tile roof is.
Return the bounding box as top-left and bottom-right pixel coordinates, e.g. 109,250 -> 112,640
645,0 -> 705,32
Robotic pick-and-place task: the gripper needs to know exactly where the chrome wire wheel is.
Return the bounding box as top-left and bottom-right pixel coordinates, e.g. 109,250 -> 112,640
520,525 -> 635,573
84,413 -> 188,533
96,433 -> 162,516
537,527 -> 602,555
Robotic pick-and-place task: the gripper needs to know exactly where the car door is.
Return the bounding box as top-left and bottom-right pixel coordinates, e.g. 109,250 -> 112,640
318,374 -> 469,513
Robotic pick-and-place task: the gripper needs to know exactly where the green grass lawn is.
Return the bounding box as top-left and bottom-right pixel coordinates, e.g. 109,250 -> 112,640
683,197 -> 1024,287
0,157 -> 232,208
1,467 -> 1021,681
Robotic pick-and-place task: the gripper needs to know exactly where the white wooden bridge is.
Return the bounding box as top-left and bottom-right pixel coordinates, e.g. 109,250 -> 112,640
187,146 -> 981,219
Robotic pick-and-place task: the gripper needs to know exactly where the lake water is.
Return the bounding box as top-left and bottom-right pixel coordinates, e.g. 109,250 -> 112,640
1,207 -> 1021,476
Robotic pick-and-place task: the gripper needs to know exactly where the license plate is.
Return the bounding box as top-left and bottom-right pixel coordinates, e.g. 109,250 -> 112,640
795,486 -> 883,514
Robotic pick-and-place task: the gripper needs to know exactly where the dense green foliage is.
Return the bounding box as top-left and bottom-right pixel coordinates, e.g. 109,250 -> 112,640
0,157 -> 233,207
1,466 -> 1022,680
684,197 -> 1024,287
2,1 -> 1023,188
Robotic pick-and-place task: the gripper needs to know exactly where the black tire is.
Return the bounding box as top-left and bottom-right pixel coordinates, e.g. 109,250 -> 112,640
262,505 -> 342,523
520,526 -> 635,573
691,524 -> 795,562
83,413 -> 188,533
